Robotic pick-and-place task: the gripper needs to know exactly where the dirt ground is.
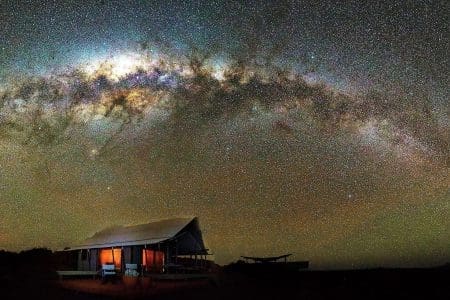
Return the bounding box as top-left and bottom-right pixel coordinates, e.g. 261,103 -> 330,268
1,267 -> 449,300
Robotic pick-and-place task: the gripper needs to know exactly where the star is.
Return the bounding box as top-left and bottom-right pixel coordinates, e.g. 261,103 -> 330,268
0,0 -> 447,269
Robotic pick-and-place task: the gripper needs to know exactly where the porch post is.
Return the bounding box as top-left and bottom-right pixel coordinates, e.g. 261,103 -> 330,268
111,247 -> 115,268
79,250 -> 82,270
166,244 -> 170,273
175,239 -> 178,264
144,244 -> 147,273
158,243 -> 161,273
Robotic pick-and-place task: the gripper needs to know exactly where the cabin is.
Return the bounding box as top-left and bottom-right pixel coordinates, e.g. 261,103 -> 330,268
59,217 -> 210,275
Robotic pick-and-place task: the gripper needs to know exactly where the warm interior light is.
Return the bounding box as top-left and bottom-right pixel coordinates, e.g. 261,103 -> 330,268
100,248 -> 122,269
142,249 -> 164,272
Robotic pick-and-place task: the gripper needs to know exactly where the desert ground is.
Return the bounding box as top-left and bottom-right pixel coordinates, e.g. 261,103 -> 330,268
0,249 -> 448,299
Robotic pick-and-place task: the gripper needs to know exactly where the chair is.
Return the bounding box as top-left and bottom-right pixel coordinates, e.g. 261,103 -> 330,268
124,263 -> 139,276
101,264 -> 117,283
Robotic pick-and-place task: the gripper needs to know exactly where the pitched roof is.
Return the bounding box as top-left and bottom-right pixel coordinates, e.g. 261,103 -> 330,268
65,217 -> 197,250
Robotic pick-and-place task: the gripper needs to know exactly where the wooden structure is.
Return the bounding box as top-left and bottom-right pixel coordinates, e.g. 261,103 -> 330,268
241,254 -> 292,263
240,253 -> 309,270
60,217 -> 210,275
57,270 -> 98,279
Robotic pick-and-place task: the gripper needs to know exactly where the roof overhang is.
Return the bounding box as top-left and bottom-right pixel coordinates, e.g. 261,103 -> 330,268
62,217 -> 206,252
64,237 -> 169,251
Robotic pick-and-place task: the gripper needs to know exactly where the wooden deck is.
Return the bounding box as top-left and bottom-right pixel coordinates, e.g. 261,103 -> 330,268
56,270 -> 98,279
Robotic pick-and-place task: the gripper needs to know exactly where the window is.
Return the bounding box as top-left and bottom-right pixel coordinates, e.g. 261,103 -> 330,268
99,248 -> 122,269
142,249 -> 164,272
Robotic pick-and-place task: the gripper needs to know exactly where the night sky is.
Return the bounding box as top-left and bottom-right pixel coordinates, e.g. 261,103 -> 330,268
0,0 -> 448,268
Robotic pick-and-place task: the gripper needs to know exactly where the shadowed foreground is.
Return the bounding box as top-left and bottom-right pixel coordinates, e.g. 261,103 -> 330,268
0,249 -> 448,299
2,268 -> 449,299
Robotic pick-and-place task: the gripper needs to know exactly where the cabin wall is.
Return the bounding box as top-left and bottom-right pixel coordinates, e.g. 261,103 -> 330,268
131,246 -> 141,265
86,247 -> 141,271
77,250 -> 88,271
176,233 -> 201,255
123,247 -> 131,266
74,240 -> 206,272
89,249 -> 98,271
77,249 -> 99,271
122,246 -> 142,266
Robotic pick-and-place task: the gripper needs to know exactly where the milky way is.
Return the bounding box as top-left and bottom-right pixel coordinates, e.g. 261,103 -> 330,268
0,0 -> 448,268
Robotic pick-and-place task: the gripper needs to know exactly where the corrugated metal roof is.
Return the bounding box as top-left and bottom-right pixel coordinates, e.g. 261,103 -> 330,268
65,217 -> 195,250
